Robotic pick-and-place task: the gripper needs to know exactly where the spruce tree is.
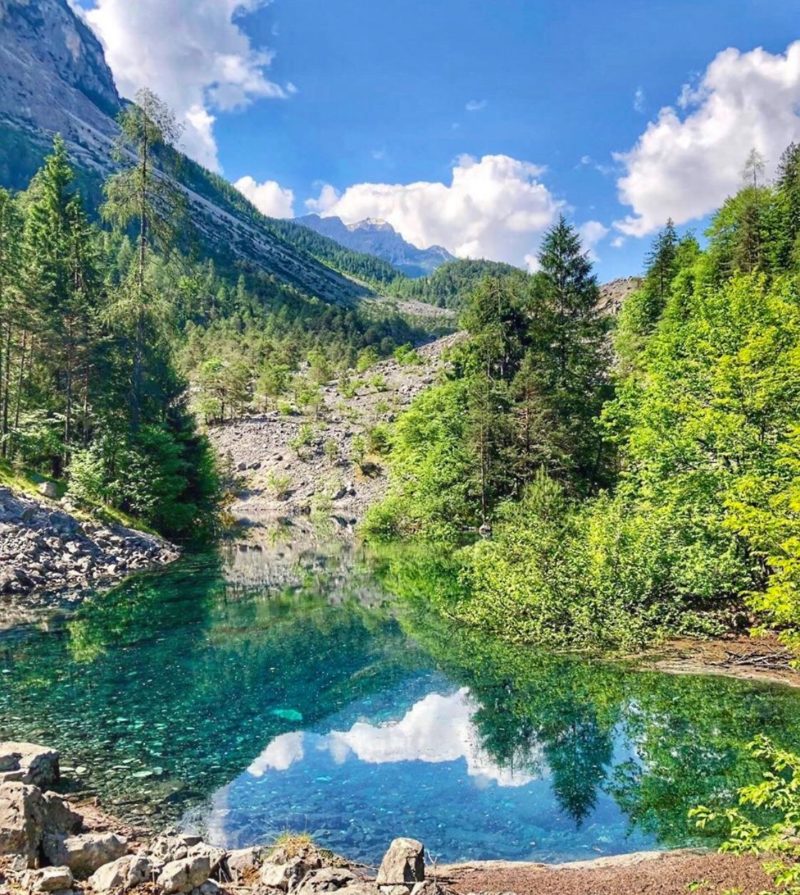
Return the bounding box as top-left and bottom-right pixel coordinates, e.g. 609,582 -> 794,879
530,216 -> 609,487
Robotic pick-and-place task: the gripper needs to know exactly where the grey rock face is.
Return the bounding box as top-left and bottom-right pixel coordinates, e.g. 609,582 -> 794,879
293,867 -> 359,895
0,781 -> 46,866
88,854 -> 154,893
0,743 -> 59,787
43,831 -> 128,879
375,839 -> 425,894
157,854 -> 212,894
27,865 -> 74,893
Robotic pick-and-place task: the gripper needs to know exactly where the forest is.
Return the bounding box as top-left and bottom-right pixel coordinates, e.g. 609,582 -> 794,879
0,93 -> 434,538
366,147 -> 800,661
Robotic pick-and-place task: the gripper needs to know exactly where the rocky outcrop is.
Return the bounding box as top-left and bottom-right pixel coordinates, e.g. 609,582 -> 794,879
0,743 -> 60,788
0,743 -> 455,895
597,277 -> 642,316
375,839 -> 425,895
0,486 -> 179,623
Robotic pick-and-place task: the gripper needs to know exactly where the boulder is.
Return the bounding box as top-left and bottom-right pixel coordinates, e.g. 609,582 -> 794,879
375,839 -> 424,895
156,854 -> 211,895
186,842 -> 226,877
42,791 -> 83,835
88,854 -> 154,893
0,781 -> 46,866
44,831 -> 128,879
224,846 -> 264,882
260,852 -> 321,892
0,743 -> 60,787
38,482 -> 59,499
294,867 -> 359,895
28,865 -> 73,893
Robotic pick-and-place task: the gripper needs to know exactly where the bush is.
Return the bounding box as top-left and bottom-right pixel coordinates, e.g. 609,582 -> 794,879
692,737 -> 800,895
68,421 -> 219,540
393,343 -> 421,365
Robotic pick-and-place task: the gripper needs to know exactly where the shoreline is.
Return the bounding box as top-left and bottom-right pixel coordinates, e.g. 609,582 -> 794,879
628,632 -> 800,689
0,743 -> 772,895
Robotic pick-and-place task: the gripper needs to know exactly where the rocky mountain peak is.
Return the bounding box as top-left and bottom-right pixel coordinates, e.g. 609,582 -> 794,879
0,0 -> 120,133
297,213 -> 455,278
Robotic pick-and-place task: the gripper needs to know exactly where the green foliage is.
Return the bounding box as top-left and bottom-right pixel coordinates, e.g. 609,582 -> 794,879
692,736 -> 800,895
393,343 -> 421,365
370,158 -> 800,653
290,423 -> 316,456
363,381 -> 476,538
356,347 -> 379,373
386,258 -> 524,309
266,471 -> 293,500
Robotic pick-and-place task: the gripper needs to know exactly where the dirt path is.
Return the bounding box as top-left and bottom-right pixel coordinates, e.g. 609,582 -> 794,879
208,333 -> 464,537
442,850 -> 771,895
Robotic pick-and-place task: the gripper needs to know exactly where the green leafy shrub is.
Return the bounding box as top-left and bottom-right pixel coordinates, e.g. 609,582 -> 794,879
692,737 -> 800,895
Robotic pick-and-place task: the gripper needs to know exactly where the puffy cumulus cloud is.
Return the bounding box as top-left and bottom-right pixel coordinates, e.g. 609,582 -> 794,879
306,154 -> 564,268
242,689 -> 541,788
82,0 -> 291,171
615,41 -> 800,237
234,175 -> 295,218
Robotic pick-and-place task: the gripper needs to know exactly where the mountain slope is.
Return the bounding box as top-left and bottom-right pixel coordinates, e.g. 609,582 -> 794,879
0,0 -> 406,305
297,213 -> 454,278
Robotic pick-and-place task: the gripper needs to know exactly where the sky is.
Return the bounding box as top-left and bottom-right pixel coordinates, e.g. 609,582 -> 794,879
73,0 -> 800,280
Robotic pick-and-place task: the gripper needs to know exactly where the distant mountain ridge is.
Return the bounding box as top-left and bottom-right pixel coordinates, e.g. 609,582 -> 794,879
297,213 -> 455,278
0,0 -> 406,305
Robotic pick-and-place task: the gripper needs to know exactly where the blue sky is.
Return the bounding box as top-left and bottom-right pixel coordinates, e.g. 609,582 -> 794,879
78,0 -> 800,280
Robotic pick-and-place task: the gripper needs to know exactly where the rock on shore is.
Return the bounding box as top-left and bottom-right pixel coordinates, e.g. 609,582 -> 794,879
0,487 -> 179,625
0,743 -> 444,895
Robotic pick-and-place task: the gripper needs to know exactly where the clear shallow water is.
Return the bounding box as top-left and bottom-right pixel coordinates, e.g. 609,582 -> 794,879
2,533 -> 800,864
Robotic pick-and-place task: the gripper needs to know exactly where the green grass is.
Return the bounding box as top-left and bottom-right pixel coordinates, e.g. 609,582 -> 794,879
0,460 -> 157,535
0,460 -> 63,497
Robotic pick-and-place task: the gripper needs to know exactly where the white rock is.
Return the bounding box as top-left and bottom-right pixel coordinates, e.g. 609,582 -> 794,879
44,831 -> 128,878
157,855 -> 211,895
375,839 -> 424,892
30,865 -> 73,892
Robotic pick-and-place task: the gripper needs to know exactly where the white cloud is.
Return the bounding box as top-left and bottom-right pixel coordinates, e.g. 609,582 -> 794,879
243,689 -> 541,788
465,99 -> 488,112
82,0 -> 292,172
305,154 -> 564,268
633,86 -> 646,114
615,41 -> 800,237
305,183 -> 341,215
611,235 -> 626,249
235,175 -> 295,218
579,220 -> 610,260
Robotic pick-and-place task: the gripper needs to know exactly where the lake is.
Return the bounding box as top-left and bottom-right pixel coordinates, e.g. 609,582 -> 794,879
2,531 -> 799,865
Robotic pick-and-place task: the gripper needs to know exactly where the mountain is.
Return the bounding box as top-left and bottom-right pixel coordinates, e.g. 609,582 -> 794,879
297,214 -> 454,278
0,0 -> 410,305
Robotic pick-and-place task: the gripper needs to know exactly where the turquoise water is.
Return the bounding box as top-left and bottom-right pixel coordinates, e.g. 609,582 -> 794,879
2,535 -> 800,865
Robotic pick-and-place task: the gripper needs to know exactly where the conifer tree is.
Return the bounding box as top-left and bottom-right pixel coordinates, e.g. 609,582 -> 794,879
102,88 -> 185,428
